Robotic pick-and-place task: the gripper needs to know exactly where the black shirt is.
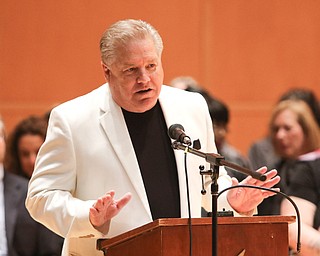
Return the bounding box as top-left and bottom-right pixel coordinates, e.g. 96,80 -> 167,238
285,158 -> 320,229
122,101 -> 181,220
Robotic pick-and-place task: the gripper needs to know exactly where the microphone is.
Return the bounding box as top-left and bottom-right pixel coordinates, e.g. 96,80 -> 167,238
168,124 -> 192,146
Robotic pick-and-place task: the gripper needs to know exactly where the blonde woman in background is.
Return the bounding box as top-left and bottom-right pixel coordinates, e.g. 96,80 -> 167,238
268,100 -> 320,255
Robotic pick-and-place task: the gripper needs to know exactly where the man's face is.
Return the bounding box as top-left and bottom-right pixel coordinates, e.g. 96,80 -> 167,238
103,37 -> 164,113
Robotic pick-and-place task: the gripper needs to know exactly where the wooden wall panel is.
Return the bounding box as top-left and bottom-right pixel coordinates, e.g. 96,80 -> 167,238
0,0 -> 203,132
1,0 -> 319,157
199,0 -> 320,155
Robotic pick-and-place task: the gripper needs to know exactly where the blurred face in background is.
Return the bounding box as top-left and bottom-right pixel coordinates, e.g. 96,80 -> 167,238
18,134 -> 44,178
213,122 -> 227,151
271,109 -> 306,159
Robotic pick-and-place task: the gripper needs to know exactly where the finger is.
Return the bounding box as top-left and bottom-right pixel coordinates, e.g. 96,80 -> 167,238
263,169 -> 278,179
262,188 -> 280,198
106,190 -> 115,197
102,190 -> 115,203
93,191 -> 115,210
255,177 -> 280,192
256,166 -> 268,174
264,176 -> 281,188
249,168 -> 278,187
241,167 -> 267,184
99,191 -> 115,208
115,192 -> 132,210
94,198 -> 105,209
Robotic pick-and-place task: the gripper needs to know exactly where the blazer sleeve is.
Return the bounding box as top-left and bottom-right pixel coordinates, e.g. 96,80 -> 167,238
26,107 -> 103,239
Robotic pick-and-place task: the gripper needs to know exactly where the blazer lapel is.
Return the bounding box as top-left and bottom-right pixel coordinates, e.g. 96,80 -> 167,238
98,85 -> 151,217
158,85 -> 186,171
159,86 -> 200,217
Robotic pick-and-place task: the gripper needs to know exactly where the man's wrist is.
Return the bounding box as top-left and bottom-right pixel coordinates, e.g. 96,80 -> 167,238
237,208 -> 255,216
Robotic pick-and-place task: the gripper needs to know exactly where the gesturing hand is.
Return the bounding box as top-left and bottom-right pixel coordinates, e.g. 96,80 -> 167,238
227,166 -> 280,215
89,190 -> 132,234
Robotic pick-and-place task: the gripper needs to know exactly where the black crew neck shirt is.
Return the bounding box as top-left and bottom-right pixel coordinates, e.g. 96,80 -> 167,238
122,101 -> 181,220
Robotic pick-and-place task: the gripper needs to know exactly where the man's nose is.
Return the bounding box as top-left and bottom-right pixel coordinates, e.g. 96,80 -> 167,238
137,69 -> 151,83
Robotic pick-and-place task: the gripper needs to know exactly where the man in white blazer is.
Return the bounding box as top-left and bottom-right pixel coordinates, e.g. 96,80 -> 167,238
26,19 -> 280,256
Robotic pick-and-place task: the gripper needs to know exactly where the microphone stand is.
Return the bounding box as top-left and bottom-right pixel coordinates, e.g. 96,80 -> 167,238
171,141 -> 266,256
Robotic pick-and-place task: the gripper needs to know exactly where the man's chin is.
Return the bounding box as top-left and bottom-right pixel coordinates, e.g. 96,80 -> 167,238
132,98 -> 158,113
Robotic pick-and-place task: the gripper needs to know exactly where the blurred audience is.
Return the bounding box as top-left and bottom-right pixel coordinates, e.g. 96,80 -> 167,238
5,115 -> 48,179
271,100 -> 320,255
170,76 -> 251,180
248,88 -> 320,171
170,76 -> 213,102
206,96 -> 251,181
0,115 -> 63,255
170,76 -> 202,92
258,99 -> 320,216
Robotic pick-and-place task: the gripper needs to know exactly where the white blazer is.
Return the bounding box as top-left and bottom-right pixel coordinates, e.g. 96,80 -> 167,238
26,84 -> 232,256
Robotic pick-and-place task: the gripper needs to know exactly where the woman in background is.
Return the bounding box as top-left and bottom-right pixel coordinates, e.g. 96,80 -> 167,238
5,115 -> 48,178
267,100 -> 320,255
248,88 -> 320,171
4,115 -> 64,255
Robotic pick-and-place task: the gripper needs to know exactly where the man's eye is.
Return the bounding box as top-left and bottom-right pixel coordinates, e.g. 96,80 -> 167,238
147,64 -> 156,70
124,67 -> 135,73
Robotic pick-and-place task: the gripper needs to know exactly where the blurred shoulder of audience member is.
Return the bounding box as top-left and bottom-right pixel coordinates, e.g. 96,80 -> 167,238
248,87 -> 320,170
0,115 -> 63,255
281,156 -> 320,255
4,115 -> 48,179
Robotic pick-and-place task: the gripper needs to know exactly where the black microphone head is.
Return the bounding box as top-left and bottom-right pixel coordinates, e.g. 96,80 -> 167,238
168,124 -> 184,140
259,174 -> 267,182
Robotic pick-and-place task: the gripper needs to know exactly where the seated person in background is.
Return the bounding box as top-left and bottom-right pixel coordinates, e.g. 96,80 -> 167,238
281,156 -> 320,256
4,115 -> 64,254
248,88 -> 320,171
206,96 -> 251,181
258,99 -> 320,216
169,76 -> 203,92
170,75 -> 213,103
5,115 -> 48,179
0,115 -> 63,255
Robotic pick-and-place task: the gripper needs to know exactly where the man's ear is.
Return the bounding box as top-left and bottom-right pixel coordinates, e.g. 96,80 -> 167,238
101,61 -> 110,81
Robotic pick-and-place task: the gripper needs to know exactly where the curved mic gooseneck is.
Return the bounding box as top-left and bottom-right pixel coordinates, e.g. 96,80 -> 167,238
217,185 -> 301,253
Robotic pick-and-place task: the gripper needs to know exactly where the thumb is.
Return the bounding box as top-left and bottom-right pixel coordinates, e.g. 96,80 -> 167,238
231,177 -> 239,186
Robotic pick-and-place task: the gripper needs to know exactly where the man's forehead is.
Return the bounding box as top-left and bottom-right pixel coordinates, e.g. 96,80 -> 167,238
114,52 -> 159,68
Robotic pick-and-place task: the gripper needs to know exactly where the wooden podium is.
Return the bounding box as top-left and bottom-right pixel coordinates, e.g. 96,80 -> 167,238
97,216 -> 295,256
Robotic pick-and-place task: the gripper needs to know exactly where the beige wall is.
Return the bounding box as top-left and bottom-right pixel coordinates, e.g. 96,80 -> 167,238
1,0 -> 319,156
